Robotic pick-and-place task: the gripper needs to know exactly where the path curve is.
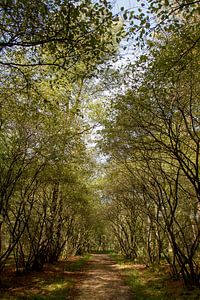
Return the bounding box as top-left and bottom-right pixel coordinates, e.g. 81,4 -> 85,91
68,254 -> 133,300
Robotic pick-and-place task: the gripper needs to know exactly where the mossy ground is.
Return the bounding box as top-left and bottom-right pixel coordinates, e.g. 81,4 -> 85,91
111,253 -> 200,300
0,255 -> 90,300
2,253 -> 200,299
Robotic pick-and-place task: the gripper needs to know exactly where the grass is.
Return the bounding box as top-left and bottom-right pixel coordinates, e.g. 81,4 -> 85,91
0,254 -> 91,300
67,254 -> 90,272
91,249 -> 114,254
111,253 -> 200,300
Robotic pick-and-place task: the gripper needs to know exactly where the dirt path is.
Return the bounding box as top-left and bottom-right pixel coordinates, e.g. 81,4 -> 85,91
68,254 -> 133,300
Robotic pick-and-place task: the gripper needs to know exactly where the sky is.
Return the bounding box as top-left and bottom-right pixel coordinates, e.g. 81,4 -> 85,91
111,0 -> 145,65
112,0 -> 139,15
111,0 -> 148,18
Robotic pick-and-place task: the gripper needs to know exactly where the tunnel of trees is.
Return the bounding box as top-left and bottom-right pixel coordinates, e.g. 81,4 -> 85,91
0,0 -> 200,287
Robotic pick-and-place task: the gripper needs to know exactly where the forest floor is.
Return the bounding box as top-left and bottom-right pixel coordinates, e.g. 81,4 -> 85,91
1,254 -> 200,299
0,254 -> 132,300
69,254 -> 133,299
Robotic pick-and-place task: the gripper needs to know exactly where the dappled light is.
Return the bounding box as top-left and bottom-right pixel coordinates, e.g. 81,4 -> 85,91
73,255 -> 132,299
0,0 -> 200,298
0,258 -> 77,299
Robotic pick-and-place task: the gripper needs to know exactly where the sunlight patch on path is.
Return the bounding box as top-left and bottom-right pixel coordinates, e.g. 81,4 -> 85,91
70,254 -> 133,300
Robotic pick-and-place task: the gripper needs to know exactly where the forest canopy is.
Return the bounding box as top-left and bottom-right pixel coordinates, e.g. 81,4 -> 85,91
98,0 -> 200,287
0,0 -> 200,288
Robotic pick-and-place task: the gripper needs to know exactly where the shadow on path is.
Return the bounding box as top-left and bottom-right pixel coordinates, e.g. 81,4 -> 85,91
68,254 -> 133,300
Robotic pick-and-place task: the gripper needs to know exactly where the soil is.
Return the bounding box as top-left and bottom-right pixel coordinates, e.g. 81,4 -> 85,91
0,254 -> 133,299
68,254 -> 133,300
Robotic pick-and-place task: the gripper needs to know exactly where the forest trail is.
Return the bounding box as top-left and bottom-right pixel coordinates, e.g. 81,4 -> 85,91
68,254 -> 133,300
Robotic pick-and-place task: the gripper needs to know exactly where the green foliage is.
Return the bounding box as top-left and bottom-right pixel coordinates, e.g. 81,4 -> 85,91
1,0 -> 200,291
0,0 -> 123,273
124,0 -> 200,47
0,0 -> 121,68
98,0 -> 200,288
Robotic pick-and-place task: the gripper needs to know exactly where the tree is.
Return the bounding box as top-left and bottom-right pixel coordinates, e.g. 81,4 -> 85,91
99,1 -> 200,286
0,0 -> 125,273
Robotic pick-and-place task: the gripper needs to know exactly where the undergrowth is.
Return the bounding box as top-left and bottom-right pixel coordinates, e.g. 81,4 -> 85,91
111,253 -> 200,300
0,254 -> 91,300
